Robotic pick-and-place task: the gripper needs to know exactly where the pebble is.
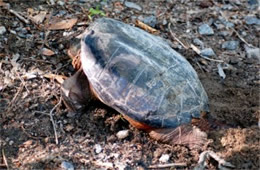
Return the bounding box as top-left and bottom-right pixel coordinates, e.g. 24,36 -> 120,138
94,144 -> 102,154
248,0 -> 259,6
193,38 -> 204,48
198,24 -> 214,35
116,130 -> 129,139
57,0 -> 65,6
244,46 -> 260,61
159,154 -> 170,163
9,140 -> 14,145
162,19 -> 168,25
218,31 -> 230,37
245,16 -> 260,25
141,15 -> 157,27
61,161 -> 74,170
124,1 -> 142,11
222,41 -> 239,50
222,4 -> 233,10
200,48 -> 216,57
229,56 -> 240,64
0,26 -> 6,35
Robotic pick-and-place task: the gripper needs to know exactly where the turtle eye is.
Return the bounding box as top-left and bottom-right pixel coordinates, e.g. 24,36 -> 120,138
90,30 -> 95,35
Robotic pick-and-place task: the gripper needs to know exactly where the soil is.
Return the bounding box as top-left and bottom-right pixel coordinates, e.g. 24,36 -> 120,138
0,0 -> 259,169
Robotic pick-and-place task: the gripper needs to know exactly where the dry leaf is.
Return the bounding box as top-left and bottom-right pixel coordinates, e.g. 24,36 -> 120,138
31,11 -> 47,24
44,73 -> 67,84
135,20 -> 159,34
48,18 -> 78,30
41,48 -> 55,56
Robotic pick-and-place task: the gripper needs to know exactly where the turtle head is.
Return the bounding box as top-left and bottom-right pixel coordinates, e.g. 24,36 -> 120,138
61,69 -> 92,114
68,37 -> 81,70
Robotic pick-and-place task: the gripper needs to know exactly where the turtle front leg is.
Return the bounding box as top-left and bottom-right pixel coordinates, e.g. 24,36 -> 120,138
61,68 -> 92,113
149,124 -> 208,149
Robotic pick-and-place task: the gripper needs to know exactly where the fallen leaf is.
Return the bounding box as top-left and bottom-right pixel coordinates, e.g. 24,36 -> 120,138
41,48 -> 55,56
44,73 -> 67,84
135,20 -> 159,34
30,11 -> 47,24
48,18 -> 78,30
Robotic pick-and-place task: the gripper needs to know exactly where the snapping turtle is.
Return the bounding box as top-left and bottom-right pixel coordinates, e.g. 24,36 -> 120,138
62,18 -> 215,148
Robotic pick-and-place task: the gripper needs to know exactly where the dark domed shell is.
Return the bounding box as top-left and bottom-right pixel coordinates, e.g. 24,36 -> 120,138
80,18 -> 208,128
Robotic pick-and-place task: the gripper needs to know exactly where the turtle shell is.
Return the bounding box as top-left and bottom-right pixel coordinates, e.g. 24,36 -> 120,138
80,18 -> 208,128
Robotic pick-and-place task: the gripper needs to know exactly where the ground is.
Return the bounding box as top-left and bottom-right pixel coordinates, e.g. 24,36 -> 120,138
0,0 -> 259,169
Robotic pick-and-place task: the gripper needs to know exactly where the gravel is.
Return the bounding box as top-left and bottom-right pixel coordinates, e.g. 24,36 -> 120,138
124,1 -> 142,11
198,24 -> 214,35
222,41 -> 239,50
0,26 -> 6,35
200,48 -> 216,57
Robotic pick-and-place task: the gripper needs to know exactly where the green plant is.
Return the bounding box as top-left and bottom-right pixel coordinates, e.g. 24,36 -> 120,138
88,5 -> 105,20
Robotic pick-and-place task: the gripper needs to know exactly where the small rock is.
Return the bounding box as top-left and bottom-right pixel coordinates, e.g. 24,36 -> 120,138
162,19 -> 168,25
222,4 -> 233,10
217,64 -> 226,79
218,31 -> 230,37
57,1 -> 65,6
159,154 -> 170,163
61,161 -> 74,170
116,130 -> 129,139
229,56 -> 240,64
248,0 -> 259,6
0,26 -> 7,35
94,144 -> 102,154
9,140 -> 14,145
198,24 -> 214,35
200,48 -> 216,57
244,46 -> 260,61
199,0 -> 213,8
193,38 -> 204,48
245,16 -> 260,25
141,15 -> 157,27
222,20 -> 234,28
124,1 -> 142,11
222,41 -> 239,50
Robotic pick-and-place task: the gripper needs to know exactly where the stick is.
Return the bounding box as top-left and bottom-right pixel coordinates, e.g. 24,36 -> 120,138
148,162 -> 187,169
190,44 -> 224,63
1,149 -> 9,170
8,9 -> 30,24
168,23 -> 189,49
194,150 -> 235,170
49,97 -> 62,145
218,11 -> 254,48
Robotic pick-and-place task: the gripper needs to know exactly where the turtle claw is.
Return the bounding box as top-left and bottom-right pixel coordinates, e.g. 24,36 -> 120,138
149,124 -> 208,149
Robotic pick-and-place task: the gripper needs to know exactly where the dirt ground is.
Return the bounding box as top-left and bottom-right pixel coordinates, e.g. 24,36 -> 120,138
0,0 -> 259,169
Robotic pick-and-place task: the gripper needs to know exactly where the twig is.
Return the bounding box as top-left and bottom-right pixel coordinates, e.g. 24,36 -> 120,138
1,149 -> 9,170
168,23 -> 189,49
218,11 -> 254,48
7,8 -> 30,24
6,84 -> 24,113
194,150 -> 235,170
190,44 -> 224,63
49,97 -> 62,145
148,162 -> 187,169
21,58 -> 54,64
230,27 -> 253,47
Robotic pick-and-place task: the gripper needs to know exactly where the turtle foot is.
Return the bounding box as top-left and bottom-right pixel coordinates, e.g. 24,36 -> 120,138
61,69 -> 91,113
149,125 -> 208,149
